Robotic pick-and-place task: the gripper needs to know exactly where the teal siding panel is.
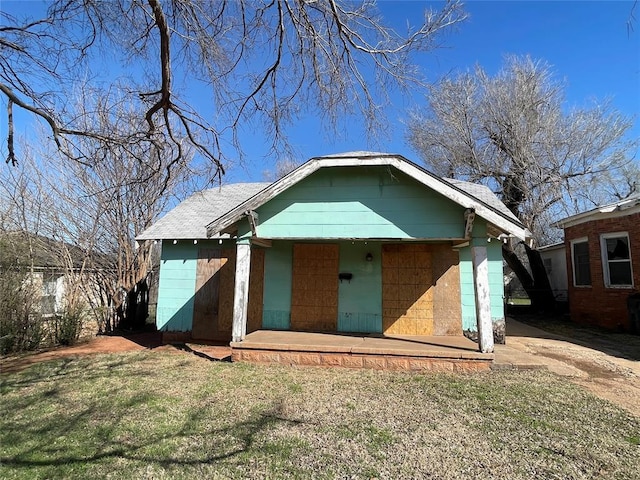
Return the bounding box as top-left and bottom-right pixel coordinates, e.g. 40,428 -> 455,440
458,239 -> 506,332
262,310 -> 291,330
471,221 -> 488,238
338,312 -> 383,333
337,242 -> 382,333
262,242 -> 293,329
458,246 -> 477,332
156,241 -> 198,332
258,222 -> 463,239
487,241 -> 506,320
256,167 -> 467,239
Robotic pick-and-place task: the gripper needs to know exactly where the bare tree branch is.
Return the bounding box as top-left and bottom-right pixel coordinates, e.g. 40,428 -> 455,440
407,55 -> 638,244
1,0 -> 466,174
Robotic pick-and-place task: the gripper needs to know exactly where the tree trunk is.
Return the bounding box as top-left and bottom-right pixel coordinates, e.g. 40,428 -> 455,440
524,243 -> 557,312
502,242 -> 556,313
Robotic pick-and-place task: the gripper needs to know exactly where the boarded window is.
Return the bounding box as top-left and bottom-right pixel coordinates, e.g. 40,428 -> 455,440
382,244 -> 435,335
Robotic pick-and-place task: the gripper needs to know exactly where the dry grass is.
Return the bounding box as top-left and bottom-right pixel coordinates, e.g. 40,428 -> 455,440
1,351 -> 639,479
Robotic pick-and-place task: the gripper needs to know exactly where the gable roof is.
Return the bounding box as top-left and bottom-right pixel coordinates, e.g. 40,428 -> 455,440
205,152 -> 530,240
553,192 -> 640,229
136,183 -> 269,240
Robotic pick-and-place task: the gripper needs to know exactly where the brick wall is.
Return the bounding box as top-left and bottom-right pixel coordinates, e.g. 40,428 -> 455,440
564,212 -> 640,331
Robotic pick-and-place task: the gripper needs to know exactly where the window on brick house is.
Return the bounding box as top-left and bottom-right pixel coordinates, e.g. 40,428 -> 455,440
571,238 -> 591,286
600,232 -> 633,287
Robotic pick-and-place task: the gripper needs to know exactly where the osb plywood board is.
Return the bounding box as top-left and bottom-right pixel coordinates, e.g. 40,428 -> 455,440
192,246 -> 267,341
432,245 -> 462,335
209,247 -> 266,336
247,249 -> 265,334
382,243 -> 462,336
217,248 -> 236,333
193,249 -> 224,340
291,243 -> 339,332
382,244 -> 434,335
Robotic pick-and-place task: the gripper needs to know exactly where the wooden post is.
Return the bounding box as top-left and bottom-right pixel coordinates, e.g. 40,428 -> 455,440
471,244 -> 494,353
232,241 -> 251,343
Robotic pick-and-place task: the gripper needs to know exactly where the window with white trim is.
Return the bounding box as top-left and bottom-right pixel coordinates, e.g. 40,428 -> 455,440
600,232 -> 633,287
571,238 -> 591,286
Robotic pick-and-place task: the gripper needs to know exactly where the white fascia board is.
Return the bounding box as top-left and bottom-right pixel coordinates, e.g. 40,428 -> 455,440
205,159 -> 324,237
206,154 -> 530,240
538,242 -> 565,252
554,202 -> 640,229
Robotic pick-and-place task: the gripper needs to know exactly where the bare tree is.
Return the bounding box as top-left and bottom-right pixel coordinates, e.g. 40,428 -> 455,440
407,55 -> 637,241
1,0 -> 466,177
0,96 -> 199,332
406,55 -> 638,310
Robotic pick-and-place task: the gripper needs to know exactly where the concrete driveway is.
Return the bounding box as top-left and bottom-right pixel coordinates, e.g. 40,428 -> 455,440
495,318 -> 640,417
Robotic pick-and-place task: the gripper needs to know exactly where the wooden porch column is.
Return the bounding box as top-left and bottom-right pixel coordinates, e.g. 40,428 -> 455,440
471,244 -> 494,353
232,240 -> 252,343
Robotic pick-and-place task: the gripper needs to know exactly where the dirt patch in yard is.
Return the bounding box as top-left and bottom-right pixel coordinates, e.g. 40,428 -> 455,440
0,332 -> 231,374
506,316 -> 640,417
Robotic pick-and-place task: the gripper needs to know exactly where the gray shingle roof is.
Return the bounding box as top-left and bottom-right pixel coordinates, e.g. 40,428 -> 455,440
1,231 -> 113,269
136,183 -> 269,240
445,178 -> 522,225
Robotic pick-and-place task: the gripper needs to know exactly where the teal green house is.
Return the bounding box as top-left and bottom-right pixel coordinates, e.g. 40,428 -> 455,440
137,153 -> 529,353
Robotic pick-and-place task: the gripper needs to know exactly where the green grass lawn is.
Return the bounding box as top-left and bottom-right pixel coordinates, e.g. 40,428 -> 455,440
1,351 -> 639,479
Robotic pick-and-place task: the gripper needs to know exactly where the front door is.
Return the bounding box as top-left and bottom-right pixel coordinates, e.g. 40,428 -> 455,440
337,242 -> 382,333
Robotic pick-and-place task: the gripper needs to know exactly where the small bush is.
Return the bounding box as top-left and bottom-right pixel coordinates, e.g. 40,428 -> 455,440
0,310 -> 45,355
0,273 -> 45,355
51,306 -> 85,346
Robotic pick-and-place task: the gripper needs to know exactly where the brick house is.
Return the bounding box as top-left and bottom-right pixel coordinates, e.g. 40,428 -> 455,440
554,193 -> 640,331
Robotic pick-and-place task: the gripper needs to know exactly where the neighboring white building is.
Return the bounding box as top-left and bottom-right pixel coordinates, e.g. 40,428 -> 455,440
539,242 -> 568,303
1,231 -> 111,317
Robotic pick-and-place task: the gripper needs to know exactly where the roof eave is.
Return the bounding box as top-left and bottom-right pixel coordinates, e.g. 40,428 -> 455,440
553,202 -> 640,229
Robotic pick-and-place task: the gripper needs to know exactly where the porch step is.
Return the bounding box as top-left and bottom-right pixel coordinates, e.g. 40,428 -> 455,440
231,347 -> 493,372
230,331 -> 493,372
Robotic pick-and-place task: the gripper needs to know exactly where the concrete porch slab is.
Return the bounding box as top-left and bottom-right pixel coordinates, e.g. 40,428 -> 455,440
230,330 -> 493,371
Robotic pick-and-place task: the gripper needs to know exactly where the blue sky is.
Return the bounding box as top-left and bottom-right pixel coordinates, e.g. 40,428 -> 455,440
2,1 -> 639,183
250,0 -> 639,183
213,0 -> 640,181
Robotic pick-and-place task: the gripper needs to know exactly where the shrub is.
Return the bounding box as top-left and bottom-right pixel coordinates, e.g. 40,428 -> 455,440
51,306 -> 85,346
0,275 -> 45,354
